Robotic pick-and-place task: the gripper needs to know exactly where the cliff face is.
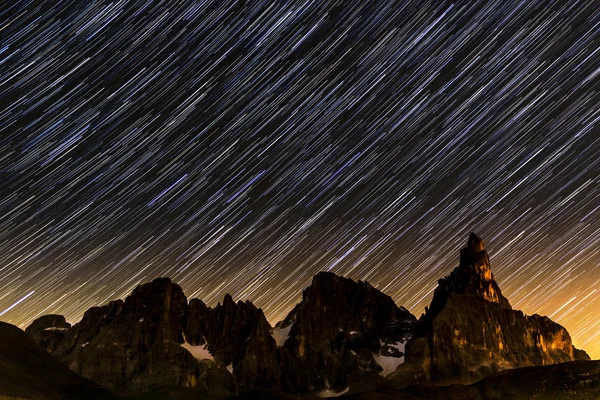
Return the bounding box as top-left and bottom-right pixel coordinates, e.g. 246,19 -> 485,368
428,232 -> 511,317
25,277 -> 281,396
29,279 -> 236,396
28,273 -> 415,396
185,295 -> 281,391
278,272 -> 416,394
392,233 -> 590,387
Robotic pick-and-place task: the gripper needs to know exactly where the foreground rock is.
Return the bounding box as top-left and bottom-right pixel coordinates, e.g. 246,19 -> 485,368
0,321 -> 114,400
397,360 -> 600,400
391,233 -> 590,386
278,272 -> 416,394
231,360 -> 600,400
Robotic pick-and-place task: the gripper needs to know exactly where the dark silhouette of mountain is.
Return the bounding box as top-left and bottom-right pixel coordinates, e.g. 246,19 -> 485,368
20,233 -> 593,398
277,272 -> 416,394
0,321 -> 114,400
26,273 -> 414,397
390,232 -> 590,386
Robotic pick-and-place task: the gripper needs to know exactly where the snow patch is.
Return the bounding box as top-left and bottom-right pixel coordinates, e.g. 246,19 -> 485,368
271,323 -> 293,347
181,333 -> 214,361
82,342 -> 89,347
317,387 -> 349,398
226,364 -> 233,373
373,353 -> 404,376
349,331 -> 358,335
373,339 -> 408,376
43,327 -> 68,331
390,340 -> 406,353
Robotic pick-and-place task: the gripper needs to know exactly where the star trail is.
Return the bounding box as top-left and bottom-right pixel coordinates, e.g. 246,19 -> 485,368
1,0 -> 599,359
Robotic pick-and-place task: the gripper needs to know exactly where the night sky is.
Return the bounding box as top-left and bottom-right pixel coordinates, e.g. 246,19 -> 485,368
1,1 -> 599,359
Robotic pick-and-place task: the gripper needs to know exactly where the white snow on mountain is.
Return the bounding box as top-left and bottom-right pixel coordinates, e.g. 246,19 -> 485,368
271,322 -> 293,347
180,333 -> 214,361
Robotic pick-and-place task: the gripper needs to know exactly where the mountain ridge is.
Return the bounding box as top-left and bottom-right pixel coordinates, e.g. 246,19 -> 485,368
24,233 -> 590,397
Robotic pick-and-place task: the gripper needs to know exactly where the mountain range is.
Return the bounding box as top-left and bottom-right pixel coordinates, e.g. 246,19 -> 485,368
2,233 -> 597,399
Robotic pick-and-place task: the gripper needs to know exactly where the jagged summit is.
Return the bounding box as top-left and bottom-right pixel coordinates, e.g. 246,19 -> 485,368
26,276 -> 277,396
393,233 -> 589,387
222,293 -> 234,304
428,232 -> 511,317
277,271 -> 416,394
466,231 -> 485,253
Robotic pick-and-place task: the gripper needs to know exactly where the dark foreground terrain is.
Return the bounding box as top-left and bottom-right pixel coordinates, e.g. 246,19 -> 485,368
231,360 -> 600,400
0,321 -> 114,400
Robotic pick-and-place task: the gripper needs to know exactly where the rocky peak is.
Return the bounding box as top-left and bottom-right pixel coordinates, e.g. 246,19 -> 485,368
466,231 -> 485,253
278,272 -> 415,394
26,278 -> 208,396
459,232 -> 492,281
185,294 -> 280,390
429,232 -> 511,316
222,293 -> 234,304
120,277 -> 188,342
393,233 -> 589,387
25,314 -> 71,330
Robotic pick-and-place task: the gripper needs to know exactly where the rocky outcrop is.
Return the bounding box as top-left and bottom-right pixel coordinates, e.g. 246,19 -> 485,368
278,272 -> 416,394
428,232 -> 511,316
185,295 -> 281,391
24,314 -> 71,355
391,233 -> 590,387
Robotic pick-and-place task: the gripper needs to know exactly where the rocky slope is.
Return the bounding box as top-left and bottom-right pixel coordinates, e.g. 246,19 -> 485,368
0,321 -> 114,400
231,360 -> 600,400
391,233 -> 590,386
397,360 -> 600,400
277,272 -> 416,394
